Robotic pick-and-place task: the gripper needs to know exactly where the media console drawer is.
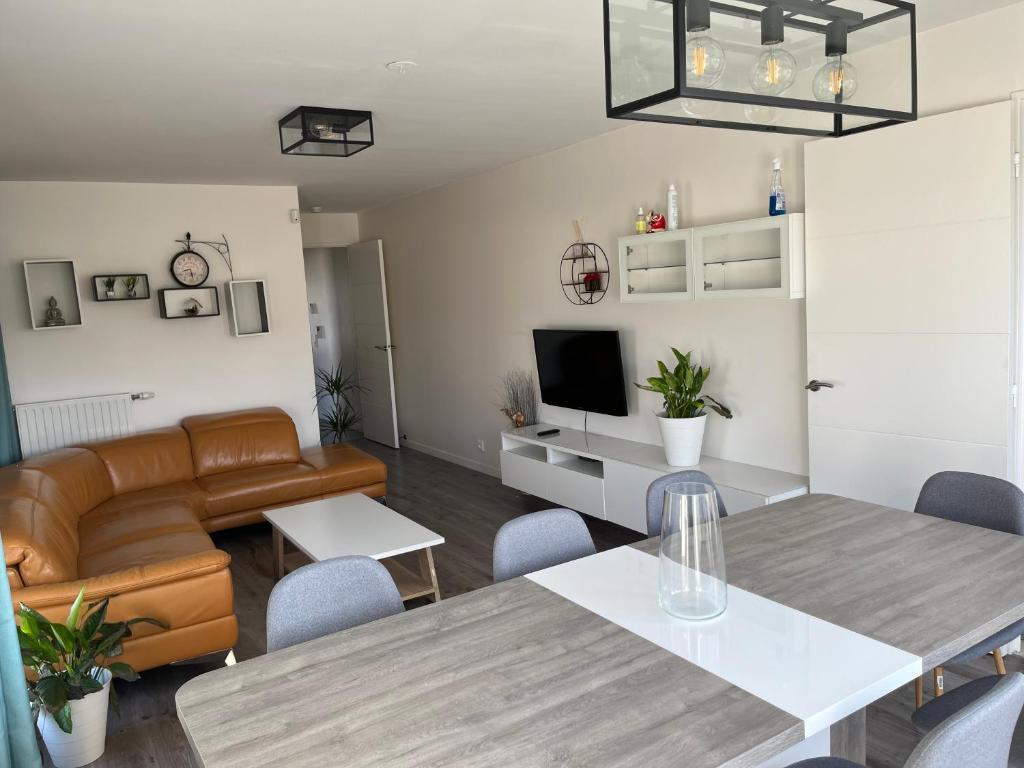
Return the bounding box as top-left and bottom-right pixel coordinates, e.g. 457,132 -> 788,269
499,449 -> 606,520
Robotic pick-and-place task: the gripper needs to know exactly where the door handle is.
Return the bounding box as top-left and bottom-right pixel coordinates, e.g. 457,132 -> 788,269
374,345 -> 396,351
806,380 -> 835,393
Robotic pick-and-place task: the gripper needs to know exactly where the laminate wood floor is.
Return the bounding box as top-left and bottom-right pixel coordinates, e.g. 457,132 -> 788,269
55,442 -> 1024,767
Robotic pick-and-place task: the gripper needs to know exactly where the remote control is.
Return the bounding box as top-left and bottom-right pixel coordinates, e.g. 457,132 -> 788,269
537,428 -> 560,438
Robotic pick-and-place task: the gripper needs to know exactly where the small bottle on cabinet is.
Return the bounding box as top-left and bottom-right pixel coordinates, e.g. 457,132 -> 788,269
769,158 -> 787,216
634,208 -> 646,234
667,184 -> 680,230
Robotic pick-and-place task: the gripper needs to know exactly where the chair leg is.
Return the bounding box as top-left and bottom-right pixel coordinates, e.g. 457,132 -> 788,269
933,666 -> 944,697
994,647 -> 1007,675
914,676 -> 924,709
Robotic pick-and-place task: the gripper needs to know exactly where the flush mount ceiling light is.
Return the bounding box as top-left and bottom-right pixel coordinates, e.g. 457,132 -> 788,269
603,0 -> 916,137
278,106 -> 373,157
385,60 -> 418,74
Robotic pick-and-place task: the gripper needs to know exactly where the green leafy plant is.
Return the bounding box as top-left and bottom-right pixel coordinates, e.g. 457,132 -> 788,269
18,588 -> 167,734
102,277 -> 117,292
314,363 -> 368,443
121,275 -> 139,294
636,348 -> 733,420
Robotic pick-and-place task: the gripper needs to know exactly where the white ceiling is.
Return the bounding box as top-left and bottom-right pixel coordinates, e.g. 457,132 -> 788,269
0,0 -> 1017,212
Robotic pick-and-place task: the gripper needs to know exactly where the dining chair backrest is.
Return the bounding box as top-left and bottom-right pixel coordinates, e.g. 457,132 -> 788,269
266,555 -> 404,652
646,470 -> 728,537
904,672 -> 1024,768
914,471 -> 1024,536
492,508 -> 597,583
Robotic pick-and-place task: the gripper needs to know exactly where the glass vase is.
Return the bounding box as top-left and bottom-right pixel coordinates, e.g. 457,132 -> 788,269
658,482 -> 727,620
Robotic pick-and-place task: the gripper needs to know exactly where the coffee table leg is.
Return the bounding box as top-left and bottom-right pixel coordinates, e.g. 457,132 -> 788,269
418,547 -> 441,602
273,528 -> 284,581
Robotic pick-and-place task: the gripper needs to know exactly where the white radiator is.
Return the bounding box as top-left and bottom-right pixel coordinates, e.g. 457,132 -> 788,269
14,393 -> 136,459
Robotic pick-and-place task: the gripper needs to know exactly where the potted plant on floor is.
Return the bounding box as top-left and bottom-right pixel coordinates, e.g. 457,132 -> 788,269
314,363 -> 367,443
18,588 -> 167,768
636,348 -> 732,467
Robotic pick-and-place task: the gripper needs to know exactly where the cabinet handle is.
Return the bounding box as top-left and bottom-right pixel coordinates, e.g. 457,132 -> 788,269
806,380 -> 835,393
374,345 -> 397,351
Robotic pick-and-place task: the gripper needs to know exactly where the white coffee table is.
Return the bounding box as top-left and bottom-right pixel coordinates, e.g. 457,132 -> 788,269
263,493 -> 445,603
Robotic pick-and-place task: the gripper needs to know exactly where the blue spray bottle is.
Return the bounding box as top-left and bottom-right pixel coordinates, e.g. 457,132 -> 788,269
769,158 -> 787,216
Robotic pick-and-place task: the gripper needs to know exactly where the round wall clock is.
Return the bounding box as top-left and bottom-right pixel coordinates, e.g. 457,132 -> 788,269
170,249 -> 210,287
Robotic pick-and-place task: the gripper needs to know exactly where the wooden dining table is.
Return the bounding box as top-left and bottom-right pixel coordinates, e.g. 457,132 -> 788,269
175,494 -> 1024,768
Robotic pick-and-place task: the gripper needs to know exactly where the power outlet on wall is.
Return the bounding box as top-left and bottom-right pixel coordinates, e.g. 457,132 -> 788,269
476,439 -> 486,453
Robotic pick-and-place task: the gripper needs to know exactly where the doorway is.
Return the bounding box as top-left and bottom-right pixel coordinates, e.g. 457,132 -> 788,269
303,240 -> 400,449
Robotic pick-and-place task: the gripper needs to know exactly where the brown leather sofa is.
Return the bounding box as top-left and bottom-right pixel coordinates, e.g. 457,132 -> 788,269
1,407 -> 386,671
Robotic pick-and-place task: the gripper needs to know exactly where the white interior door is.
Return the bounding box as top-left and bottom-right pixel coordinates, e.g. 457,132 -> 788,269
348,240 -> 400,448
805,102 -> 1015,510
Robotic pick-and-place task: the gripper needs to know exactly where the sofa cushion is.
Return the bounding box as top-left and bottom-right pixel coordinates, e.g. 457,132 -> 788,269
91,480 -> 208,520
301,445 -> 387,494
86,427 -> 195,495
78,504 -> 204,558
197,462 -> 321,517
20,448 -> 113,517
183,407 -> 301,478
79,526 -> 217,579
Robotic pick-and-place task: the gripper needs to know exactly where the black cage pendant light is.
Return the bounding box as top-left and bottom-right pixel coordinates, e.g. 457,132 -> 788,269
279,107 -> 374,157
603,0 -> 916,137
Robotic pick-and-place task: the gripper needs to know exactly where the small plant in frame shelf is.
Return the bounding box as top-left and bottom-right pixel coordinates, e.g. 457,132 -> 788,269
103,277 -> 117,299
92,274 -> 150,302
122,275 -> 140,298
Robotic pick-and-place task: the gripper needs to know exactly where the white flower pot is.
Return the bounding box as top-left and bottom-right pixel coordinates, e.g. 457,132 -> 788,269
657,412 -> 707,467
38,669 -> 111,768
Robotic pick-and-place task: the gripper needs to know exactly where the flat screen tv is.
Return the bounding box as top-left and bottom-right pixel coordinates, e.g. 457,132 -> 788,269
532,329 -> 628,417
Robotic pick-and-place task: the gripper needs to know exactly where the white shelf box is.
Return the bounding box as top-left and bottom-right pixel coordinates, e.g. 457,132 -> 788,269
694,214 -> 805,300
618,229 -> 692,303
227,279 -> 271,337
23,260 -> 83,330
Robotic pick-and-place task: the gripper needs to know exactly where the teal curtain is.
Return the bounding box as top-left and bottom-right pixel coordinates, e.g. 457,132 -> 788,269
0,535 -> 41,768
0,325 -> 19,468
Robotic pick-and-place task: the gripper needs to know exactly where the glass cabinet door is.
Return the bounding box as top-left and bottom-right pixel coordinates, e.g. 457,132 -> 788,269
619,231 -> 691,302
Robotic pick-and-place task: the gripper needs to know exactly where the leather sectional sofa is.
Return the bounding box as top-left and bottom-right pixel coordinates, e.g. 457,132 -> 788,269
1,407 -> 386,671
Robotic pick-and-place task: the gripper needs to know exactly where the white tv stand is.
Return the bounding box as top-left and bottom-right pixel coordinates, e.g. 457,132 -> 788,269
500,424 -> 809,534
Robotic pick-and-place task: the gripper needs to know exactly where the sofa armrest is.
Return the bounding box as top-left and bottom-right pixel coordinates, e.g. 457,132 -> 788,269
12,549 -> 231,610
301,444 -> 387,494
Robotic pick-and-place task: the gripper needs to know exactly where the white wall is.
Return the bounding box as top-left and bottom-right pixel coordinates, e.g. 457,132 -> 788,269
0,182 -> 320,446
360,126 -> 810,476
301,213 -> 360,248
357,3 -> 1024,478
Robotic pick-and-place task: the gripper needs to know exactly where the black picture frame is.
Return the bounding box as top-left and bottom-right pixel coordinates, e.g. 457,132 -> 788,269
92,274 -> 151,302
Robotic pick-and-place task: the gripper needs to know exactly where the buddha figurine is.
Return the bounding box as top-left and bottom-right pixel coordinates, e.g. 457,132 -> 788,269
43,296 -> 66,327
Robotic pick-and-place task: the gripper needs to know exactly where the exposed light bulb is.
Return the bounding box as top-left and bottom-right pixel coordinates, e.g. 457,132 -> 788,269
686,30 -> 726,88
749,44 -> 797,96
813,54 -> 858,103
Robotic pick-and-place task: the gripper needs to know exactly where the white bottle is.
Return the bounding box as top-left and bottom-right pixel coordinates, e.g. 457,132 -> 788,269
667,184 -> 680,231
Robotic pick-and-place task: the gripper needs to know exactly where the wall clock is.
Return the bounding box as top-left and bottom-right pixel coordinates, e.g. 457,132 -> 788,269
170,248 -> 210,287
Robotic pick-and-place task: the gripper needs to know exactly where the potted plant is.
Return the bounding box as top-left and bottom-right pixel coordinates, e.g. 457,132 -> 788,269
499,370 -> 537,429
636,348 -> 732,467
314,363 -> 367,443
121,275 -> 139,298
102,277 -> 117,300
18,588 -> 166,768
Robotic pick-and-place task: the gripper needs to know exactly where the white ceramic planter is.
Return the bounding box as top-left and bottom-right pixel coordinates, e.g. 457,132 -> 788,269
657,412 -> 707,467
38,669 -> 111,768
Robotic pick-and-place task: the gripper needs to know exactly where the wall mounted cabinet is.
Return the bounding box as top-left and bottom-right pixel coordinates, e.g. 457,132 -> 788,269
158,287 -> 220,319
618,229 -> 691,303
618,214 -> 805,303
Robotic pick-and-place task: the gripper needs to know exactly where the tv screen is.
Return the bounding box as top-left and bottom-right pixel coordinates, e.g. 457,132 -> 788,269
532,330 -> 628,417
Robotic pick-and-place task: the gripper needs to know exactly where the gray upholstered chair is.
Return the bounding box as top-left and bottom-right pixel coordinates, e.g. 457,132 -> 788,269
913,471 -> 1024,703
492,508 -> 597,583
786,672 -> 1024,768
646,470 -> 728,537
266,555 -> 404,652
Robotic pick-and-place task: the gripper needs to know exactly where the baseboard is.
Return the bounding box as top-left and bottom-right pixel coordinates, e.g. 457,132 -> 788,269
401,439 -> 500,478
